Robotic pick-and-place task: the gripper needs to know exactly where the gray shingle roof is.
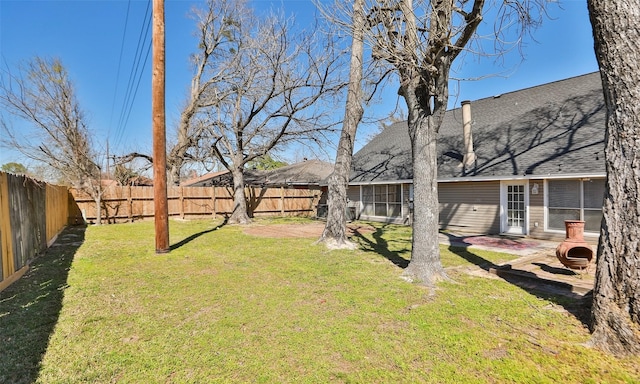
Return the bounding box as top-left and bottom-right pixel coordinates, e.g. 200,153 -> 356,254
184,160 -> 333,187
260,159 -> 333,186
351,72 -> 606,182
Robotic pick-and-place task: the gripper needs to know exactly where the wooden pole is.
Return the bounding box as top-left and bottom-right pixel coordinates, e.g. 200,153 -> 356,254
152,0 -> 170,253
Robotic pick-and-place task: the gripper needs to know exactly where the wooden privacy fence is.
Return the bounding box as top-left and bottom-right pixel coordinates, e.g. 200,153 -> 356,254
0,172 -> 76,292
71,185 -> 323,223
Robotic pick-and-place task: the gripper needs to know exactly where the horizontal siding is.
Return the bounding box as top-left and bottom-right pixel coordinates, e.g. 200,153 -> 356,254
347,187 -> 360,205
402,183 -> 411,223
349,182 -> 500,229
528,179 -> 546,239
346,178 -> 601,243
438,181 -> 500,234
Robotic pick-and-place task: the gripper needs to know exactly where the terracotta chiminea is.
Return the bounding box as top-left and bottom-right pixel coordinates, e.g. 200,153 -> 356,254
555,220 -> 593,270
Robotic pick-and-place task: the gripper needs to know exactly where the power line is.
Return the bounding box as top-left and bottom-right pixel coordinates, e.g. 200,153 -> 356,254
107,0 -> 132,140
114,0 -> 152,149
113,0 -> 152,152
120,41 -> 152,143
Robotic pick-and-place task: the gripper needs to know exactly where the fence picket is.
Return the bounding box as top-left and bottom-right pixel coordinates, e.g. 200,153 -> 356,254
70,185 -> 323,223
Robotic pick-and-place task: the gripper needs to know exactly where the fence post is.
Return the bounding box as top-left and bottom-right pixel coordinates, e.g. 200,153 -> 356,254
280,186 -> 285,216
180,186 -> 185,220
246,187 -> 252,217
211,186 -> 216,218
127,185 -> 133,222
0,172 -> 14,280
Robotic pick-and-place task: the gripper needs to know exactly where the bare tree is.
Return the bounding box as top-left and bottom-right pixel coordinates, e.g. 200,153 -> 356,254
182,0 -> 344,224
318,0 -> 367,249
164,0 -> 240,186
0,56 -> 104,224
586,0 -> 640,356
364,0 -> 547,286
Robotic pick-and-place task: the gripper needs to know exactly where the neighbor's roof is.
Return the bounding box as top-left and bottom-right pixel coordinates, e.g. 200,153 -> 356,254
181,170 -> 230,187
182,160 -> 333,187
261,159 -> 333,186
351,72 -> 606,183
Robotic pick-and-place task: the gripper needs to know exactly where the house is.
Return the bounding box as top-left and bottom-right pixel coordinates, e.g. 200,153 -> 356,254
182,159 -> 334,188
181,170 -> 239,187
348,72 -> 605,241
183,160 -> 334,217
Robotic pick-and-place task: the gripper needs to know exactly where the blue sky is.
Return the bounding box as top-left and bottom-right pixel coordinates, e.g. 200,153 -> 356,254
0,0 -> 598,169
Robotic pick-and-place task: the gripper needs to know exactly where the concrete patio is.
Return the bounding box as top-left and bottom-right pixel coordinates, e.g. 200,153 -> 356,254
439,232 -> 595,298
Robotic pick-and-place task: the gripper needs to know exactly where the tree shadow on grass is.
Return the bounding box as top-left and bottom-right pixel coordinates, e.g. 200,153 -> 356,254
0,225 -> 85,384
351,224 -> 410,268
169,218 -> 228,251
350,226 -> 591,326
444,234 -> 591,328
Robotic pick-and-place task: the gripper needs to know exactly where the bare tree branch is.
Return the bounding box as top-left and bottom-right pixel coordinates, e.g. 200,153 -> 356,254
0,56 -> 105,224
167,0 -> 347,223
330,0 -> 551,285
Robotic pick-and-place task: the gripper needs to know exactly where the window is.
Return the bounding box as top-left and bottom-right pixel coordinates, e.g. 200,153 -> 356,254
547,179 -> 604,232
583,179 -> 606,231
362,185 -> 374,216
361,184 -> 403,217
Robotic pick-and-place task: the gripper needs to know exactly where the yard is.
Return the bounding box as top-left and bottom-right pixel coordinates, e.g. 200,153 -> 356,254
1,218 -> 638,383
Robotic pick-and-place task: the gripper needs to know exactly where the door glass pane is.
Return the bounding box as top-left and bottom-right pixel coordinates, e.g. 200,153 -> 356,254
506,184 -> 525,230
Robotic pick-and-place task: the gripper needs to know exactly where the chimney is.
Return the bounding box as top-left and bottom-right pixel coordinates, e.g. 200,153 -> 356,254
461,100 -> 476,168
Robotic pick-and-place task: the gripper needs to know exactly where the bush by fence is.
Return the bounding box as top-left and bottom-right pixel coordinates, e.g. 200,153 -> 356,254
0,172 -> 76,292
71,185 -> 324,224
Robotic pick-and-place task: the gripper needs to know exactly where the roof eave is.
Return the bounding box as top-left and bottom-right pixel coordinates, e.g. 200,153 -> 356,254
347,172 -> 606,185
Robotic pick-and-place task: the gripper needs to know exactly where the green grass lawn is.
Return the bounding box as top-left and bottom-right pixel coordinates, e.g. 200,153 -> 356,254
1,218 -> 639,383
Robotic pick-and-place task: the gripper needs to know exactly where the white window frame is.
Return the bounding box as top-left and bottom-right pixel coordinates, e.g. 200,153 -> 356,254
544,178 -> 603,236
359,184 -> 404,218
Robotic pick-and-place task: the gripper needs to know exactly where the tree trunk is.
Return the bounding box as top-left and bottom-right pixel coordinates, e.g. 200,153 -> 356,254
318,0 -> 365,250
401,112 -> 447,286
167,104 -> 198,186
95,193 -> 102,226
168,160 -> 182,186
587,0 -> 640,356
228,167 -> 251,224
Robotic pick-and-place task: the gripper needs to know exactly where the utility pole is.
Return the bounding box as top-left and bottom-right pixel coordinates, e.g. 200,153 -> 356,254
152,0 -> 170,253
